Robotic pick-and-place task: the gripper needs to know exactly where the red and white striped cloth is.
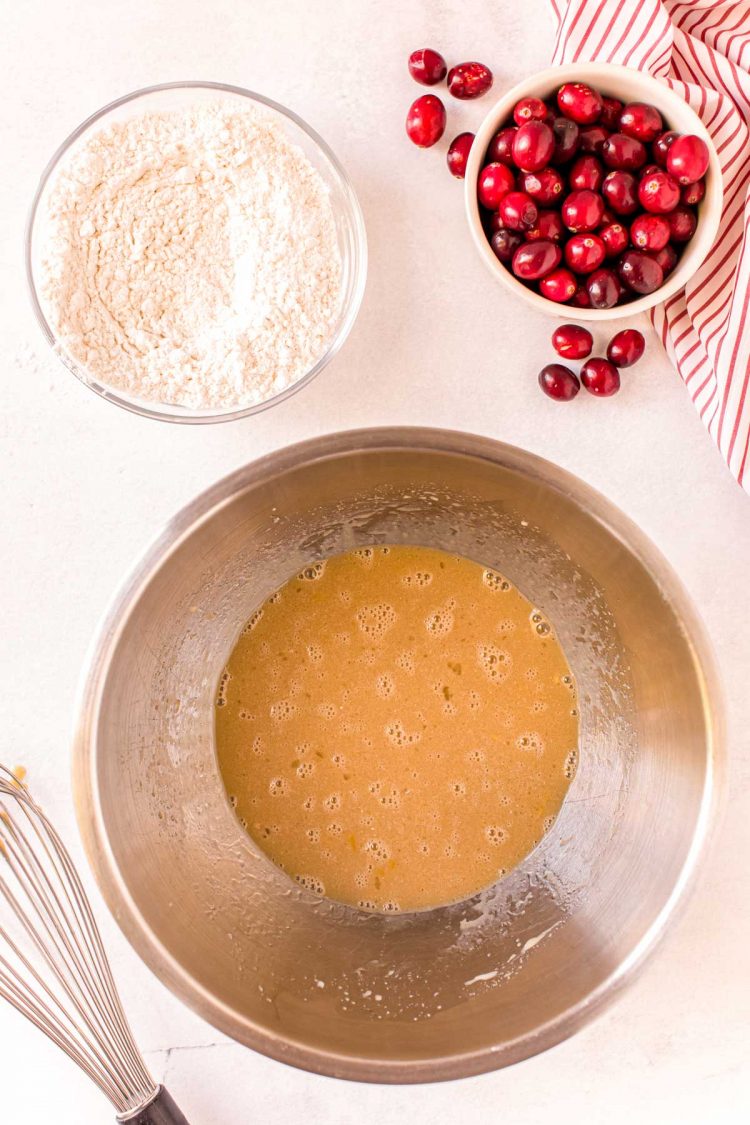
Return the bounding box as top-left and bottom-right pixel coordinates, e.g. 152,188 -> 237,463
549,0 -> 750,491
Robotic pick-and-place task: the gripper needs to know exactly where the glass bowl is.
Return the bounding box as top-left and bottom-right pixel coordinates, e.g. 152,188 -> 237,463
26,82 -> 367,424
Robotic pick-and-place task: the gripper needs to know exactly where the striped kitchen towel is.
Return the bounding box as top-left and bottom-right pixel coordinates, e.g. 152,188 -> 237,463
550,0 -> 750,491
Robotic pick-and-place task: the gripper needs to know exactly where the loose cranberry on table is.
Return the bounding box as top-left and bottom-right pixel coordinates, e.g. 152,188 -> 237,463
569,154 -> 604,191
498,190 -> 538,230
526,209 -> 565,242
557,82 -> 603,124
487,126 -> 517,165
490,228 -> 523,262
552,116 -> 580,161
405,95 -> 446,147
599,221 -> 629,256
601,133 -> 647,171
587,268 -> 622,309
618,249 -> 664,294
602,170 -> 639,215
552,323 -> 593,360
447,61 -> 493,99
631,213 -> 671,251
514,96 -> 548,124
447,132 -> 475,179
607,328 -> 645,367
618,102 -> 663,142
477,162 -> 515,209
652,130 -> 679,166
520,167 -> 564,205
562,189 -> 605,232
581,357 -> 621,396
668,206 -> 698,242
564,233 -> 606,273
638,169 -> 681,213
540,268 -> 578,302
512,121 -> 556,172
538,363 -> 581,400
511,239 -> 561,280
408,48 -> 448,86
666,134 -> 709,184
599,96 -> 623,129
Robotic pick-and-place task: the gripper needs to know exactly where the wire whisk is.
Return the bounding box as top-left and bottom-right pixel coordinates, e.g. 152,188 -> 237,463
0,765 -> 190,1123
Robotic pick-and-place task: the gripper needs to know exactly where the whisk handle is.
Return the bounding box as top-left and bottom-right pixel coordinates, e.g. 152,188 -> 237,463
118,1087 -> 190,1124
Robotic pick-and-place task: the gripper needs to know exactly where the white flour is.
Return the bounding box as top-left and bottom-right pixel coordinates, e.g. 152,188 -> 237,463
39,102 -> 343,410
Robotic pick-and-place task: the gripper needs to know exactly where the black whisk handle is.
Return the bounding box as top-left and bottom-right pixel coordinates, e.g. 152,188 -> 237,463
118,1087 -> 190,1124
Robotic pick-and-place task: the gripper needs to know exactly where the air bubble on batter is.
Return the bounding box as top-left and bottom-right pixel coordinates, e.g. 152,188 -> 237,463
485,825 -> 507,845
334,631 -> 351,645
384,720 -> 421,748
238,709 -> 256,721
401,571 -> 433,589
269,698 -> 297,722
375,673 -> 395,699
297,561 -> 326,581
356,603 -> 397,642
302,796 -> 315,811
353,547 -> 375,565
543,814 -> 556,832
531,700 -> 548,714
477,643 -> 512,684
242,609 -> 264,633
364,838 -> 390,861
358,899 -> 378,911
530,610 -> 551,637
338,589 -> 352,605
516,732 -> 544,756
251,735 -> 265,756
229,794 -> 238,809
323,792 -> 342,812
327,822 -> 343,837
564,748 -> 579,779
316,701 -> 337,720
216,670 -> 231,707
269,777 -> 288,797
332,753 -> 346,769
482,569 -> 511,592
295,874 -> 325,895
450,780 -> 467,797
269,592 -> 282,605
381,900 -> 400,912
306,827 -> 321,843
296,761 -> 315,779
395,650 -> 415,675
417,841 -> 430,855
306,642 -> 324,663
354,869 -> 370,888
425,605 -> 454,637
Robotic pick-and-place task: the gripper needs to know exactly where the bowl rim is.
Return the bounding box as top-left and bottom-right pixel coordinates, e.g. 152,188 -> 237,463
71,425 -> 725,1083
464,62 -> 724,321
25,80 -> 368,424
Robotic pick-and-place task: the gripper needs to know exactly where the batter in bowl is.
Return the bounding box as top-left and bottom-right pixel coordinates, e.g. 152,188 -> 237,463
215,545 -> 579,912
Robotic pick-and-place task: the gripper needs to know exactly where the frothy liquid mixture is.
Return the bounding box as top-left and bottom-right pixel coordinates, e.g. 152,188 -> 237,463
216,546 -> 579,912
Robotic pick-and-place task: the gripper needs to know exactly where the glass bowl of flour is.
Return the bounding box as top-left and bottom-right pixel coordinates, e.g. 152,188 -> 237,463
26,82 -> 367,423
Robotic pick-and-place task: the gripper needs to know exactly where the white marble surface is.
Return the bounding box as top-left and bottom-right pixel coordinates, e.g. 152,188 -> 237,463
2,1 -> 749,1121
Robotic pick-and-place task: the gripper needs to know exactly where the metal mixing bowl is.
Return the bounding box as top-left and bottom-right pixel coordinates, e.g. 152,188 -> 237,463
73,428 -> 722,1081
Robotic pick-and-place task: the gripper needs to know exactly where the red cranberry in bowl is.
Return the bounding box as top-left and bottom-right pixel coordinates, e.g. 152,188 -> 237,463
668,206 -> 698,242
539,363 -> 580,400
601,133 -> 647,170
564,233 -> 606,273
630,213 -> 671,251
406,95 -> 446,147
562,189 -> 605,232
681,179 -> 705,206
447,133 -> 474,179
487,126 -> 518,165
618,102 -> 663,142
651,243 -> 678,275
599,96 -> 623,129
486,211 -> 505,233
598,205 -> 616,226
618,249 -> 664,294
667,135 -> 710,184
607,328 -> 645,368
551,116 -> 580,161
599,221 -> 629,256
511,239 -> 562,280
638,169 -> 681,213
557,82 -> 603,124
569,155 -> 604,191
639,163 -> 661,178
581,357 -> 621,396
587,268 -> 622,309
602,170 -> 639,215
499,190 -> 538,230
526,209 -> 565,242
408,48 -> 447,86
514,96 -> 548,124
520,167 -> 565,205
552,323 -> 593,360
570,285 -> 592,308
540,267 -> 578,303
578,125 -> 609,154
447,61 -> 493,99
652,130 -> 679,166
478,163 -> 515,209
490,227 -> 523,263
512,121 -> 556,172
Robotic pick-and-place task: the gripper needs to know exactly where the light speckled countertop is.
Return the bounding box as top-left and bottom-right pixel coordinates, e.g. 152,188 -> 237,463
1,1 -> 749,1121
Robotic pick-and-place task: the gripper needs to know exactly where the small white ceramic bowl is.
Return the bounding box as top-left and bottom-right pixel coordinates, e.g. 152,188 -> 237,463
465,63 -> 723,321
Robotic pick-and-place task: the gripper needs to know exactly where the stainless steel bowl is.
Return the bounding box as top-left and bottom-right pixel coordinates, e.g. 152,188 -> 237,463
73,428 -> 722,1081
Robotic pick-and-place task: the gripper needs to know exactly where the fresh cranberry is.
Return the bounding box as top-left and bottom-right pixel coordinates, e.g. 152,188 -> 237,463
618,249 -> 664,294
562,189 -> 605,232
638,170 -> 680,213
571,285 -> 592,308
490,227 -> 523,262
512,121 -> 555,172
630,214 -> 671,251
578,125 -> 609,154
540,267 -> 578,302
602,170 -> 638,215
564,233 -> 606,273
666,135 -> 710,184
601,133 -> 647,170
581,357 -> 621,396
668,206 -> 698,242
447,133 -> 475,179
618,102 -> 663,142
486,211 -> 505,233
499,190 -> 538,229
520,167 -> 565,205
406,95 -> 446,147
598,205 -> 616,226
569,155 -> 604,191
512,239 -> 562,280
652,130 -> 679,167
557,82 -> 603,124
526,209 -> 565,242
408,48 -> 448,86
539,363 -> 580,400
681,179 -> 705,206
552,323 -> 593,360
514,96 -> 548,124
447,61 -> 493,100
552,116 -> 580,162
599,96 -> 624,129
478,163 -> 515,209
651,243 -> 678,275
639,163 -> 661,178
487,127 -> 518,165
607,328 -> 645,367
587,268 -> 622,308
599,221 -> 629,256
